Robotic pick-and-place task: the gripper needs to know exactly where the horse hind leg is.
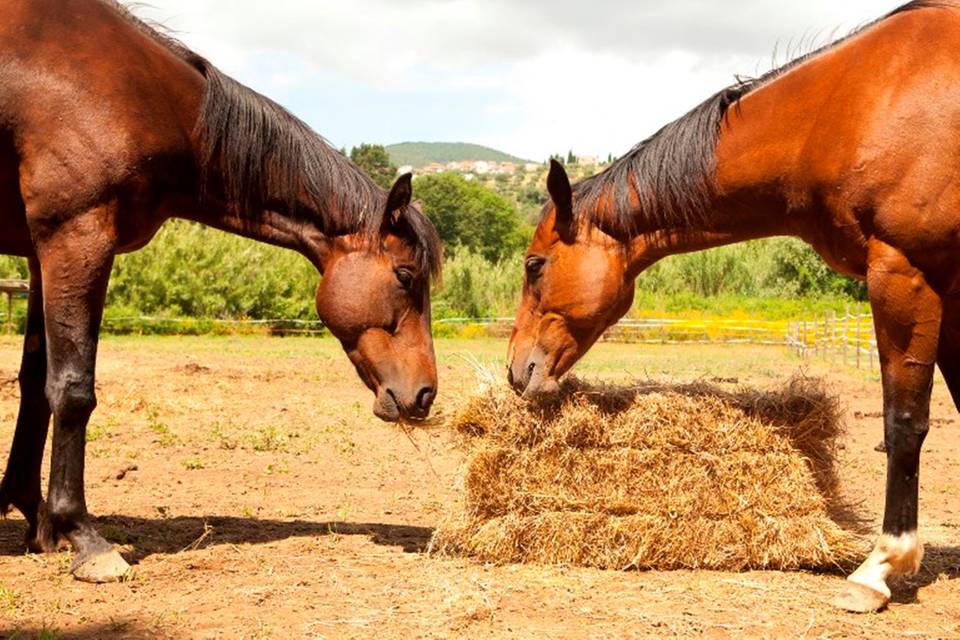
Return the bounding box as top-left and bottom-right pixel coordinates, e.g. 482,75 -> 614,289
938,307 -> 960,413
0,257 -> 57,552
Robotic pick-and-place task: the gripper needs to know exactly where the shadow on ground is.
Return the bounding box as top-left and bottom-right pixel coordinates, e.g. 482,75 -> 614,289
0,514 -> 435,563
1,621 -> 162,640
4,513 -> 957,590
890,544 -> 960,604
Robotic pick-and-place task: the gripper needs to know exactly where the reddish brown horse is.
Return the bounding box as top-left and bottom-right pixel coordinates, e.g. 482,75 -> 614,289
0,0 -> 442,583
510,0 -> 958,613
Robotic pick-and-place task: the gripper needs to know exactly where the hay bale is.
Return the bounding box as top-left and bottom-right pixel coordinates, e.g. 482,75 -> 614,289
432,376 -> 865,571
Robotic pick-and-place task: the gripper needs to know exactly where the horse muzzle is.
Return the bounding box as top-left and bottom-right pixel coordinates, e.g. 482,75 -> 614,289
373,383 -> 436,423
508,346 -> 560,398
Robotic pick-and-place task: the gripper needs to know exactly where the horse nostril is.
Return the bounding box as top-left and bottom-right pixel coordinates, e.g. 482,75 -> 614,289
415,386 -> 435,412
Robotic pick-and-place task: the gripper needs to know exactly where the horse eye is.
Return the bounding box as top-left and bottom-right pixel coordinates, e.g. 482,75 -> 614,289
525,257 -> 546,280
395,268 -> 414,289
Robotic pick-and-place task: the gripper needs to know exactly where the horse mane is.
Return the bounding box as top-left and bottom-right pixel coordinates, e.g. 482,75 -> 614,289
571,0 -> 950,238
103,1 -> 442,281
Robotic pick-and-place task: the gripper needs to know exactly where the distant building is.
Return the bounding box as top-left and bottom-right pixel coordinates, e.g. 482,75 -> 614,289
524,163 -> 542,172
405,157 -> 527,175
397,165 -> 414,176
578,155 -> 599,166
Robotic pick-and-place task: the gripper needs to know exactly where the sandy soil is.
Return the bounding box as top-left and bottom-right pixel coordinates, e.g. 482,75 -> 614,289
0,336 -> 957,639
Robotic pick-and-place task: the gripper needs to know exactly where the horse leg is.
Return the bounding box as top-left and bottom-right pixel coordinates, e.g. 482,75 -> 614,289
33,214 -> 130,583
938,303 -> 960,412
834,240 -> 942,613
0,257 -> 56,552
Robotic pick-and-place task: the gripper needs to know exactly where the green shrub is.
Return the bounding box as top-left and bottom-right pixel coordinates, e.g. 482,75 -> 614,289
434,248 -> 523,319
108,221 -> 318,320
0,256 -> 27,279
414,173 -> 530,262
638,238 -> 867,301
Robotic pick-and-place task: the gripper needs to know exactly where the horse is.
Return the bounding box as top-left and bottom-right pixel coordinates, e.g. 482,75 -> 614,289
508,0 -> 959,613
0,0 -> 442,583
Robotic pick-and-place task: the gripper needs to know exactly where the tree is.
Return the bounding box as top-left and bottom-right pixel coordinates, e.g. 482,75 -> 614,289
350,144 -> 397,189
413,173 -> 528,262
566,150 -> 577,165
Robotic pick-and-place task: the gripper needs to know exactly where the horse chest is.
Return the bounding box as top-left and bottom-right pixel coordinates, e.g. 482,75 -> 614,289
805,217 -> 869,280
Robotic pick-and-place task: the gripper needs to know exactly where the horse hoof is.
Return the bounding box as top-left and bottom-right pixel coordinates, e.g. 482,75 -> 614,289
71,548 -> 132,583
832,582 -> 890,613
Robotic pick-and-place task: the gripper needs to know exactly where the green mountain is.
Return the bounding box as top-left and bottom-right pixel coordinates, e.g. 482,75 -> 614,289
386,142 -> 532,168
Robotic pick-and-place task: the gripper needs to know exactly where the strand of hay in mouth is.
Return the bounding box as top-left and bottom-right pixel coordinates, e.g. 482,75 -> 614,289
431,375 -> 866,572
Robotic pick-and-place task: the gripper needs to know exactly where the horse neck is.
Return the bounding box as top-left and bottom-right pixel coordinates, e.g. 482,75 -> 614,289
626,89 -> 817,272
180,62 -> 388,271
180,192 -> 341,272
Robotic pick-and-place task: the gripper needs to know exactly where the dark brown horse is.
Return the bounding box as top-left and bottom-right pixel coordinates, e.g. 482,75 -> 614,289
509,0 -> 958,613
0,0 -> 442,583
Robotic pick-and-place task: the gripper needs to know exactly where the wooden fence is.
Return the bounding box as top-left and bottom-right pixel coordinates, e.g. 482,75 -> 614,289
437,317 -> 793,345
785,304 -> 879,371
441,311 -> 881,371
0,279 -> 29,334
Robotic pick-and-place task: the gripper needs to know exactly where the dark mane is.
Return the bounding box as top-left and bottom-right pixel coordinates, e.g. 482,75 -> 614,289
103,1 -> 442,281
570,0 -> 949,237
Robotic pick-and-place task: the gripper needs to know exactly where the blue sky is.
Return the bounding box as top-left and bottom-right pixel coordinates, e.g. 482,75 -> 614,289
138,1 -> 910,160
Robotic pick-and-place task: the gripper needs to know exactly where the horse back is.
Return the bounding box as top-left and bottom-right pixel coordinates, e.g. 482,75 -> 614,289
0,0 -> 205,241
717,3 -> 960,289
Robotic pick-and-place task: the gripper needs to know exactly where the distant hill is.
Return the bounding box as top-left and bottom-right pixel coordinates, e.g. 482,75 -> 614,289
386,142 -> 532,168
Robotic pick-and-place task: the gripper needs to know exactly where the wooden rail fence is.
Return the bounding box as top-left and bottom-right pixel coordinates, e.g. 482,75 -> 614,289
441,310 -> 880,371
437,317 -> 792,345
786,303 -> 879,371
0,279 -> 29,334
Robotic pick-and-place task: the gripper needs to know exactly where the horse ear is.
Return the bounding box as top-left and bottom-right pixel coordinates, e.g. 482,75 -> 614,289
547,159 -> 573,237
383,173 -> 413,231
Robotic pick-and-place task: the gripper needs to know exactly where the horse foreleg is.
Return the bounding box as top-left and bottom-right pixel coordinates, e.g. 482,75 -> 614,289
834,240 -> 941,613
33,214 -> 130,583
0,257 -> 56,552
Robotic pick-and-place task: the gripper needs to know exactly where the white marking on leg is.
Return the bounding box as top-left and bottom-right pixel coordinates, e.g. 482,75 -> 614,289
847,532 -> 923,598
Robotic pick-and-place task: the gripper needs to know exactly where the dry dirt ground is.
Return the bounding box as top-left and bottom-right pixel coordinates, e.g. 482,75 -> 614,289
0,336 -> 957,639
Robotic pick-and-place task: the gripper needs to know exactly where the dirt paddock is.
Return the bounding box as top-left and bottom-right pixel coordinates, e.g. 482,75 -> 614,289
0,336 -> 957,639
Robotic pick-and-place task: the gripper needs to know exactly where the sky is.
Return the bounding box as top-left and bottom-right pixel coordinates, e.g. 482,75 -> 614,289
136,1 -> 910,161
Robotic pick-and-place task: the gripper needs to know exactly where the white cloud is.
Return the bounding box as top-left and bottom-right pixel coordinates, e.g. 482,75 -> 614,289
133,1 -> 914,158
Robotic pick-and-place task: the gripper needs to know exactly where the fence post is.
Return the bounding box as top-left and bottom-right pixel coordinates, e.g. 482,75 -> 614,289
843,305 -> 849,366
855,303 -> 862,370
822,314 -> 828,361
831,311 -> 838,364
814,316 -> 819,360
